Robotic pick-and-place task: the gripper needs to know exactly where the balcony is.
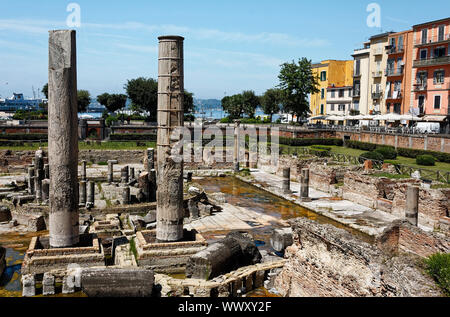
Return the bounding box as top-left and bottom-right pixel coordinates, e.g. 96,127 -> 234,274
385,68 -> 403,77
414,34 -> 450,47
413,55 -> 450,68
413,82 -> 427,92
372,92 -> 382,99
387,90 -> 403,100
372,71 -> 383,78
386,45 -> 404,54
373,47 -> 383,56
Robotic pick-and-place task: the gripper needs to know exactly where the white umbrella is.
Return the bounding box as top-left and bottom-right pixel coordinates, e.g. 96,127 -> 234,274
308,115 -> 327,121
326,115 -> 345,121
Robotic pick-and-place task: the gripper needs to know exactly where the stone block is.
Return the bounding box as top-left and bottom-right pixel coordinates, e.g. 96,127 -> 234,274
42,273 -> 55,296
0,206 -> 11,223
22,274 -> 35,297
62,274 -> 75,294
81,268 -> 154,297
270,228 -> 293,252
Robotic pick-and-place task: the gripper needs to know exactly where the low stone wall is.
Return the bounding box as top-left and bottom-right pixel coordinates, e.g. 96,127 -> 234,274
309,163 -> 356,194
0,150 -> 47,173
274,218 -> 443,297
155,260 -> 286,297
377,220 -> 450,258
80,150 -> 145,164
258,154 -> 325,180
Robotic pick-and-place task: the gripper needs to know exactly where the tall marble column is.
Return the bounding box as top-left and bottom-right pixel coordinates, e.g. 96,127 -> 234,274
156,35 -> 185,242
48,30 -> 79,248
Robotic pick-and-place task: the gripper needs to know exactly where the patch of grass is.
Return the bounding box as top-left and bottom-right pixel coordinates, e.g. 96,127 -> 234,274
129,237 -> 139,265
424,253 -> 450,296
370,172 -> 411,179
98,161 -> 108,166
238,168 -> 251,177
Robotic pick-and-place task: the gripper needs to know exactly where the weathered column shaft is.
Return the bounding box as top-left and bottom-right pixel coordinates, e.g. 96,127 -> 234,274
121,166 -> 129,184
405,185 -> 419,226
149,169 -> 157,203
156,35 -> 185,242
44,164 -> 50,180
300,168 -> 310,199
27,167 -> 35,195
79,180 -> 87,205
282,168 -> 291,194
35,169 -> 43,202
146,148 -> 155,172
48,30 -> 79,248
81,160 -> 87,181
87,181 -> 95,205
233,122 -> 240,173
42,179 -> 50,202
107,161 -> 114,184
121,186 -> 130,205
138,172 -> 150,201
130,167 -> 135,180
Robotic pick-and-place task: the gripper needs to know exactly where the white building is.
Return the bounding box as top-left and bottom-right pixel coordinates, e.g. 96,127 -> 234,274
326,85 -> 354,117
351,42 -> 371,115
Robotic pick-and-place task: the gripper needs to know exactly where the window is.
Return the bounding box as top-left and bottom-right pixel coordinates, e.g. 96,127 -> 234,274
434,70 -> 445,84
422,28 -> 428,44
386,103 -> 391,113
321,89 -> 325,99
398,36 -> 404,50
338,104 -> 345,112
330,104 -> 335,111
331,90 -> 335,98
339,89 -> 344,98
420,49 -> 427,60
320,71 -> 327,81
438,25 -> 445,42
418,96 -> 425,114
349,89 -> 352,97
433,47 -> 446,58
320,104 -> 324,115
434,95 -> 441,109
355,60 -> 360,76
394,104 -> 401,114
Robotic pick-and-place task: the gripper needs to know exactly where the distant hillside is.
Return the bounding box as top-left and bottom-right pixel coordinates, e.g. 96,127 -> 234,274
194,98 -> 222,110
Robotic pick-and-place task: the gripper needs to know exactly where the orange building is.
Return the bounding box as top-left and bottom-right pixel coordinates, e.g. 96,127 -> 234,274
411,18 -> 450,119
385,30 -> 414,115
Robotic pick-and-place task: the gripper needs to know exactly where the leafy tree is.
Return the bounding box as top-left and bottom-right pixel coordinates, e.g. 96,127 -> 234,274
97,93 -> 110,108
261,88 -> 282,122
277,58 -> 319,122
106,94 -> 127,113
124,77 -> 158,120
241,90 -> 259,118
42,83 -> 48,99
184,90 -> 195,114
222,94 -> 243,120
77,90 -> 91,113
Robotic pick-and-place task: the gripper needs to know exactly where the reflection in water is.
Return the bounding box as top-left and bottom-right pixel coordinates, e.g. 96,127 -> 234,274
196,177 -> 372,243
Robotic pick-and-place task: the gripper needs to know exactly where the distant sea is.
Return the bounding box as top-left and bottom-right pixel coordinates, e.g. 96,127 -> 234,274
78,107 -> 281,121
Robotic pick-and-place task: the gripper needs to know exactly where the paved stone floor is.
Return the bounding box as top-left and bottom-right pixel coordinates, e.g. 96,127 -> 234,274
245,170 -> 432,236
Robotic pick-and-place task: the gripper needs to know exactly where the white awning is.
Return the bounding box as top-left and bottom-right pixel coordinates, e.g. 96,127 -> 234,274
326,115 -> 345,121
308,115 -> 327,121
422,115 -> 446,122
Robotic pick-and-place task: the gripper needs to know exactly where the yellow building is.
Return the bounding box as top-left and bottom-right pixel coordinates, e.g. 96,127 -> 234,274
310,60 -> 354,117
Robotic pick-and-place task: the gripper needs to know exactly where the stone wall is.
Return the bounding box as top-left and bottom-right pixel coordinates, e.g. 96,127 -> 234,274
377,220 -> 450,258
274,218 -> 442,297
79,150 -> 145,164
309,163 -> 356,194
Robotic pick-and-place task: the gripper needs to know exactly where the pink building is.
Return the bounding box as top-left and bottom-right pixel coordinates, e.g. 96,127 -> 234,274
411,18 -> 450,124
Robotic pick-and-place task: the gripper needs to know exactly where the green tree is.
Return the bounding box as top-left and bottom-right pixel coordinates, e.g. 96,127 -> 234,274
97,93 -> 110,108
106,94 -> 127,113
183,90 -> 195,114
42,83 -> 48,99
77,90 -> 91,113
222,94 -> 244,120
278,58 -> 319,122
261,88 -> 282,122
124,77 -> 158,120
241,90 -> 260,118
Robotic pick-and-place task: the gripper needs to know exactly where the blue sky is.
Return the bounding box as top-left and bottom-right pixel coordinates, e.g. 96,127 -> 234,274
0,0 -> 449,100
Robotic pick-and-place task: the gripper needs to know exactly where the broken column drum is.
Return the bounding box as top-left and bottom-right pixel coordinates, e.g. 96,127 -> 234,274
107,160 -> 117,184
300,168 -> 310,200
81,160 -> 87,180
42,179 -> 50,202
122,186 -> 130,205
121,166 -> 129,184
233,121 -> 240,173
146,148 -> 155,172
48,30 -> 79,248
405,185 -> 419,226
79,180 -> 87,205
87,181 -> 95,207
282,168 -> 291,194
156,35 -> 185,242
